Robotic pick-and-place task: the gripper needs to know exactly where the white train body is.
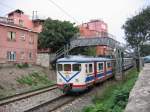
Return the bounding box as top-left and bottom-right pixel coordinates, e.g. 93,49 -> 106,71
56,56 -> 115,92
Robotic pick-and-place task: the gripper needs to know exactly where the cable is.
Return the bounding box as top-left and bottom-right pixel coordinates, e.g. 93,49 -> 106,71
0,2 -> 15,10
0,2 -> 15,16
47,0 -> 79,23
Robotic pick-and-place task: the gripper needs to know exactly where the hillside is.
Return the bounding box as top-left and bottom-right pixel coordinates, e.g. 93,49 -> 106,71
0,64 -> 56,99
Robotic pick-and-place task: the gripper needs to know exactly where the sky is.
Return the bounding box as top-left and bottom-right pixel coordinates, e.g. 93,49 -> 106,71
0,0 -> 150,43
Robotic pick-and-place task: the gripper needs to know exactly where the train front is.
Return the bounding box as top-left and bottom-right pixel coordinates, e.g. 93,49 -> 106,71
56,57 -> 86,93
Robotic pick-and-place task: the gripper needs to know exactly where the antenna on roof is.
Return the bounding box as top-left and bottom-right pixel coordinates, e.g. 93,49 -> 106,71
32,11 -> 38,20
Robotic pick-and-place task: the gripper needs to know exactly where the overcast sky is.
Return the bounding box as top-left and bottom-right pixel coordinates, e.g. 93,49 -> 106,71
0,0 -> 150,43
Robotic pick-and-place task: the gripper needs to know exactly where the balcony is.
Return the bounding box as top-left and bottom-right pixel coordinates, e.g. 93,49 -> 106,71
0,17 -> 14,24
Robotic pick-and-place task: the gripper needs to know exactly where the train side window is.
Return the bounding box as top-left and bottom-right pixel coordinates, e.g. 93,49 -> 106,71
64,64 -> 71,71
98,63 -> 103,70
85,64 -> 88,73
89,64 -> 93,73
57,64 -> 63,71
73,64 -> 81,71
107,62 -> 112,68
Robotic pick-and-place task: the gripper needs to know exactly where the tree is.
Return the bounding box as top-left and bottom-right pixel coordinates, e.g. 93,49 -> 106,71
38,18 -> 79,52
122,6 -> 150,56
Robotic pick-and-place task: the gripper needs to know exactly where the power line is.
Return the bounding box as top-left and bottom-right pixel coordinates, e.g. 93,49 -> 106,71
47,0 -> 79,23
0,2 -> 15,16
0,2 -> 15,10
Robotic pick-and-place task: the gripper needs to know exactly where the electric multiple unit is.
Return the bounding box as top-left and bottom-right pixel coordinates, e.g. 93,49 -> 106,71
56,55 -> 133,93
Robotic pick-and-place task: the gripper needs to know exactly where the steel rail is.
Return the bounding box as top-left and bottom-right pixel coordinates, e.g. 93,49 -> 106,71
0,84 -> 57,106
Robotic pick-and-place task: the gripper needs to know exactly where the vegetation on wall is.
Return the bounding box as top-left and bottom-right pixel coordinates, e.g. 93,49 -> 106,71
38,18 -> 79,52
83,69 -> 138,112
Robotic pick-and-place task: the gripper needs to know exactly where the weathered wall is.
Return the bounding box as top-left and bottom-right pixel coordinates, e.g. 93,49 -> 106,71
125,63 -> 150,112
36,53 -> 50,67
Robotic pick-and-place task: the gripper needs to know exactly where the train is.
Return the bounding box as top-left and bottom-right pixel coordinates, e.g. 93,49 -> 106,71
56,55 -> 134,93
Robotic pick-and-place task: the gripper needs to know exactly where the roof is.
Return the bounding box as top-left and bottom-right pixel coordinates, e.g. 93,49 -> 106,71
8,9 -> 24,16
32,19 -> 45,23
0,22 -> 38,33
57,55 -> 113,62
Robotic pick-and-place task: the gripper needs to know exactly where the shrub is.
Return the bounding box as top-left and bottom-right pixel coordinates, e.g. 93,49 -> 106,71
83,69 -> 138,112
16,63 -> 29,68
16,72 -> 53,87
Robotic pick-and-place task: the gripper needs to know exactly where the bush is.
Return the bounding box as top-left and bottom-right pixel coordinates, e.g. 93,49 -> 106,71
16,63 -> 29,68
83,69 -> 139,112
16,72 -> 53,87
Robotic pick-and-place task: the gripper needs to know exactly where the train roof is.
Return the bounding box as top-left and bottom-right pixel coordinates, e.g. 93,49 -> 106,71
57,55 -> 113,63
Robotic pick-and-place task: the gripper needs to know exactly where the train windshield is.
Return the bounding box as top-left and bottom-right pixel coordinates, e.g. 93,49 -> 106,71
73,64 -> 81,71
57,64 -> 63,71
64,64 -> 71,71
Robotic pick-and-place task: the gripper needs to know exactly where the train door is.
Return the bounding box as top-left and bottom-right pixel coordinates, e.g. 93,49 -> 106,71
94,62 -> 97,83
104,61 -> 107,78
106,61 -> 112,77
85,63 -> 94,85
96,62 -> 104,81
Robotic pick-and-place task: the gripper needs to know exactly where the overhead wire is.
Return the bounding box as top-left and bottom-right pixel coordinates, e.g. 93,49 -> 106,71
47,0 -> 79,24
0,2 -> 15,16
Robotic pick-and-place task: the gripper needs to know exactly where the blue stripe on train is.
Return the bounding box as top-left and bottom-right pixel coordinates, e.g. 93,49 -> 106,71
106,70 -> 112,75
97,73 -> 104,78
85,70 -> 112,82
85,75 -> 94,82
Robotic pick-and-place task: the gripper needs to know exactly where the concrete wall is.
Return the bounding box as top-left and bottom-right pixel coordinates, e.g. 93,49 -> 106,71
36,53 -> 50,67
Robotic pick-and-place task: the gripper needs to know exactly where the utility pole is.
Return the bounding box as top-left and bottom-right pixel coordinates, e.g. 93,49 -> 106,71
136,44 -> 141,72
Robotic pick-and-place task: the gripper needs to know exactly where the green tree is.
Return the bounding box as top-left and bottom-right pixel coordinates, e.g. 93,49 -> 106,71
38,18 -> 79,52
122,6 -> 150,56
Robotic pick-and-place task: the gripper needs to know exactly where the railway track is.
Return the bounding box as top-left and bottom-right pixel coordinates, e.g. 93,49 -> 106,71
0,84 -> 64,112
0,84 -> 57,105
25,94 -> 76,112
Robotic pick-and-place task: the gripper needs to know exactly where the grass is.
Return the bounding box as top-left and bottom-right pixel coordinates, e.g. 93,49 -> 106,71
16,72 -> 54,87
82,69 -> 139,112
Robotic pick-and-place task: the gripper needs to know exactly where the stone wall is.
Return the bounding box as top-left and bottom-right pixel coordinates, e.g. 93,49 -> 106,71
36,53 -> 50,67
36,53 -> 56,68
125,63 -> 150,112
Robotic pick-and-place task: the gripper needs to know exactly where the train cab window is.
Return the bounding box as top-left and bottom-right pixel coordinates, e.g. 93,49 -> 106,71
57,64 -> 63,71
73,64 -> 81,71
89,64 -> 93,73
107,62 -> 112,68
64,64 -> 71,71
98,63 -> 103,71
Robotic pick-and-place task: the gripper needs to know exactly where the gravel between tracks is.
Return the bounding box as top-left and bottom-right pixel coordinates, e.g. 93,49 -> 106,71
30,79 -> 116,112
53,79 -> 116,112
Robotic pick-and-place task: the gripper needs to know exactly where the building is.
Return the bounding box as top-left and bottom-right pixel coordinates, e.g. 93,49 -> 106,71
0,9 -> 43,64
79,19 -> 112,56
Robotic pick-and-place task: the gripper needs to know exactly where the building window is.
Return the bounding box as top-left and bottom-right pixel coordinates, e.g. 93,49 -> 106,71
29,35 -> 34,44
7,51 -> 16,61
29,52 -> 32,60
20,51 -> 25,60
20,32 -> 25,41
7,31 -> 16,41
19,19 -> 24,26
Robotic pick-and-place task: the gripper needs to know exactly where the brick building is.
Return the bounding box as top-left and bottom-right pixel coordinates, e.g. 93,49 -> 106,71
79,19 -> 111,56
0,9 -> 43,64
